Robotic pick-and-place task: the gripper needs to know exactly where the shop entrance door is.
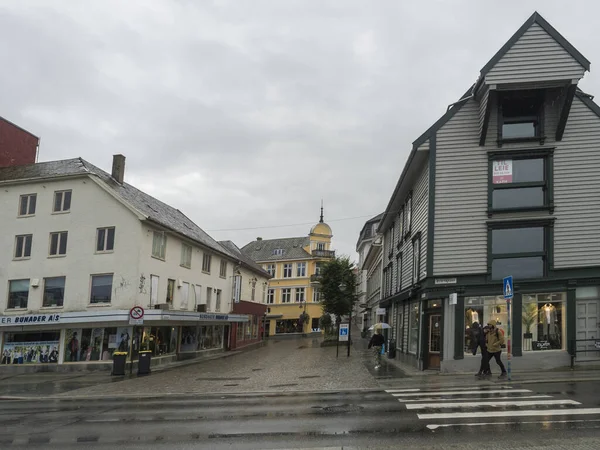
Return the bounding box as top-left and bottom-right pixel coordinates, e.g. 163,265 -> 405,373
576,300 -> 600,360
426,313 -> 442,370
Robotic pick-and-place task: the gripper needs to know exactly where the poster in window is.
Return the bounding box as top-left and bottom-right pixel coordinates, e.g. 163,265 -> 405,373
493,160 -> 512,184
116,327 -> 132,353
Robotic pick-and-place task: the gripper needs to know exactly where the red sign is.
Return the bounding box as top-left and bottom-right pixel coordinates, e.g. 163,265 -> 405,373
129,306 -> 144,320
493,160 -> 513,184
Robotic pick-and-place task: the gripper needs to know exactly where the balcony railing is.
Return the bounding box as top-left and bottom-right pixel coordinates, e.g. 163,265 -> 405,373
310,274 -> 321,283
312,249 -> 335,258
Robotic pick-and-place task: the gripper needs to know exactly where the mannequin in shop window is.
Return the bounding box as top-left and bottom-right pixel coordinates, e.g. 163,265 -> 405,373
466,308 -> 479,328
540,303 -> 559,345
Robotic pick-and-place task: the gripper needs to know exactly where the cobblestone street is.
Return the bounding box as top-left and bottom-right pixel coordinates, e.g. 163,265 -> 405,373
55,337 -> 383,398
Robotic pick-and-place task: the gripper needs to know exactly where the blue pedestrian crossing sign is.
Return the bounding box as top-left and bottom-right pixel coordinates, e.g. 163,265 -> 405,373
503,276 -> 514,299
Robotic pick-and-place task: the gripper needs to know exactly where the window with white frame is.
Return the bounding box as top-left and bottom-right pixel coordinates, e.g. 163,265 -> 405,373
295,287 -> 305,303
206,287 -> 212,310
152,231 -> 166,260
90,274 -> 113,304
316,242 -> 325,251
96,227 -> 115,253
296,262 -> 306,277
313,288 -> 321,302
180,243 -> 192,268
14,234 -> 32,259
43,276 -> 65,307
53,190 -> 72,213
267,289 -> 275,304
8,279 -> 30,309
412,237 -> 421,284
202,253 -> 212,273
272,248 -> 284,256
219,260 -> 227,278
281,288 -> 291,303
18,194 -> 36,217
266,264 -> 276,277
181,282 -> 190,309
283,263 -> 292,278
49,231 -> 68,256
215,289 -> 222,311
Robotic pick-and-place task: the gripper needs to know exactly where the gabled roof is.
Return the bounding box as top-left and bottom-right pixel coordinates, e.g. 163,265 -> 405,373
356,212 -> 384,249
0,157 -> 236,259
218,240 -> 271,278
241,236 -> 312,262
476,11 -> 590,91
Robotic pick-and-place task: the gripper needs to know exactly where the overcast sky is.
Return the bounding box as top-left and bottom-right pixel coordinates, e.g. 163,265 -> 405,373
2,0 -> 599,261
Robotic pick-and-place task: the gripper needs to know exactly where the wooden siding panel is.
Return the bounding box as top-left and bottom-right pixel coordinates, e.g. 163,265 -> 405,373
486,24 -> 585,84
478,88 -> 489,138
434,99 -> 488,275
554,98 -> 600,268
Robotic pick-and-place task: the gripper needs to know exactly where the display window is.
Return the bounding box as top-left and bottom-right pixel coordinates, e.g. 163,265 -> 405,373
275,319 -> 302,334
2,331 -> 60,364
522,293 -> 565,351
64,327 -> 131,362
138,326 -> 177,357
408,303 -> 419,354
180,326 -> 199,352
199,325 -> 224,349
464,296 -> 507,351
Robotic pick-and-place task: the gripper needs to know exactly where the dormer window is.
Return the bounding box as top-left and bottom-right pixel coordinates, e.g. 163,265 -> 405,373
272,248 -> 284,256
500,91 -> 544,142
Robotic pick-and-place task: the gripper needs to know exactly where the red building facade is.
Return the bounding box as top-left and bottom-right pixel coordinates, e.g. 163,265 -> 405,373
0,117 -> 39,168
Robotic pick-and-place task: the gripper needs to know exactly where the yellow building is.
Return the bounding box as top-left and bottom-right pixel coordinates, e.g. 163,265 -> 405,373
241,211 -> 335,336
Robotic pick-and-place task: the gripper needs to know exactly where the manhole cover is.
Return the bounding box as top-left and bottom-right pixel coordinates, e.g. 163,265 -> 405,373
321,404 -> 364,414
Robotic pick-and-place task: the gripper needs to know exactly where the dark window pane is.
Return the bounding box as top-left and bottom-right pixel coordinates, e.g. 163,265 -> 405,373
19,196 -> 28,216
97,229 -> 106,252
493,187 -> 544,209
44,277 -> 65,307
59,232 -> 68,255
50,233 -> 59,255
502,122 -> 536,138
24,235 -> 32,257
54,192 -> 62,212
492,257 -> 544,280
63,191 -> 72,210
29,195 -> 36,214
512,159 -> 544,183
15,236 -> 24,258
91,275 -> 113,303
492,227 -> 544,254
107,228 -> 115,251
9,279 -> 29,308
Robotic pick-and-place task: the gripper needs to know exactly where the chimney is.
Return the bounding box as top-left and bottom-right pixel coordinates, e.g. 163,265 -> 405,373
256,237 -> 262,241
111,154 -> 125,184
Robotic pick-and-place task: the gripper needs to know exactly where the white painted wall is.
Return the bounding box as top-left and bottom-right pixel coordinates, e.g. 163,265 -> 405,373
236,265 -> 269,304
0,177 -> 141,313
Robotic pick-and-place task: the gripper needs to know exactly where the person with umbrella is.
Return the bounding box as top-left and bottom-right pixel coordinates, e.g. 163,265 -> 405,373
367,323 -> 389,369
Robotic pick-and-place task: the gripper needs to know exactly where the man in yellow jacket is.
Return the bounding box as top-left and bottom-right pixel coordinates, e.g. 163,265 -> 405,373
486,320 -> 507,379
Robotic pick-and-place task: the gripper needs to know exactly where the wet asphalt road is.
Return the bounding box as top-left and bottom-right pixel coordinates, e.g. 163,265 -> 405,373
4,381 -> 600,449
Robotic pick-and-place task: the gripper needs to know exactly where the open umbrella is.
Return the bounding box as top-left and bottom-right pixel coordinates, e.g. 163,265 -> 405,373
368,323 -> 391,331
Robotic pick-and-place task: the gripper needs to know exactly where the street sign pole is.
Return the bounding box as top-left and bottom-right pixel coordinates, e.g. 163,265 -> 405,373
503,276 -> 514,382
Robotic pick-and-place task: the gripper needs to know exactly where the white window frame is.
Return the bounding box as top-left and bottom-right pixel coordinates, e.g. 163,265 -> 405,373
152,231 -> 166,260
49,231 -> 68,257
53,190 -> 72,213
281,288 -> 291,303
295,287 -> 305,303
150,275 -> 159,306
14,234 -> 32,260
18,194 -> 36,217
181,282 -> 190,309
219,260 -> 227,278
313,288 -> 321,303
202,253 -> 212,273
296,262 -> 306,277
96,227 -> 115,253
90,274 -> 113,304
206,287 -> 212,310
267,289 -> 275,304
316,242 -> 325,251
266,264 -> 276,277
283,263 -> 292,278
180,243 -> 192,268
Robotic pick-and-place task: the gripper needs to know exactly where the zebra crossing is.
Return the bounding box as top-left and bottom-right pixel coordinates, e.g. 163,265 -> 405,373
385,385 -> 600,430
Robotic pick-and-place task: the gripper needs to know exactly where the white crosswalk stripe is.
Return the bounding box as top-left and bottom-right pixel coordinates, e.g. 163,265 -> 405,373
384,385 -> 599,428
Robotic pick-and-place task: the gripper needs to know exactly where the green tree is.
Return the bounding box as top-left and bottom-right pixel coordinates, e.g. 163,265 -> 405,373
319,256 -> 357,326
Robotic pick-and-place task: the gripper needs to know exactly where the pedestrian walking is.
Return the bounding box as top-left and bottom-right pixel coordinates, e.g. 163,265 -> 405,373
368,328 -> 385,369
470,322 -> 491,378
486,320 -> 507,379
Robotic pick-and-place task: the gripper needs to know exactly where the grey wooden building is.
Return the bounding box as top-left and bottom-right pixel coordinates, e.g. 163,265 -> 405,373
377,12 -> 600,372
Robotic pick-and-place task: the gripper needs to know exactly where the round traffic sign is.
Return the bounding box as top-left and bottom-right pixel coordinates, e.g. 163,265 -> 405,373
130,306 -> 145,320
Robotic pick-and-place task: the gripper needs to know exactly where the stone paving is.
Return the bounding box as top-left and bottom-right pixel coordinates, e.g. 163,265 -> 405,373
54,337 -> 382,398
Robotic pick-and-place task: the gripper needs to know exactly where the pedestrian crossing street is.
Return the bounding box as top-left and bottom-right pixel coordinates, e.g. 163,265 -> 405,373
385,385 -> 600,430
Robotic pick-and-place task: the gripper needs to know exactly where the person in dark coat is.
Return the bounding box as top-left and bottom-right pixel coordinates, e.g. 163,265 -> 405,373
368,329 -> 386,369
470,322 -> 491,377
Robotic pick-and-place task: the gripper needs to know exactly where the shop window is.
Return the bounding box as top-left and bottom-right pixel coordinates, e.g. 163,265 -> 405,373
522,293 -> 565,351
8,279 -> 29,309
198,325 -> 224,350
500,91 -> 543,140
464,296 -> 508,352
138,326 -> 177,356
180,326 -> 199,352
408,303 -> 419,354
90,274 -> 113,304
311,317 -> 320,331
489,226 -> 546,280
43,276 -> 65,307
2,331 -> 60,364
491,157 -> 548,210
64,327 -> 126,362
275,319 -> 302,334
236,322 -> 244,342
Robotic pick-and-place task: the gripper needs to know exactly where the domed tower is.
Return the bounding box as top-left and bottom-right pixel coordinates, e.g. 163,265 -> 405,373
309,202 -> 333,257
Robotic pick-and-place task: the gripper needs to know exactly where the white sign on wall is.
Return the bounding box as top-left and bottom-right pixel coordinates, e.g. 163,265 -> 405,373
376,308 -> 386,316
493,160 -> 513,184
